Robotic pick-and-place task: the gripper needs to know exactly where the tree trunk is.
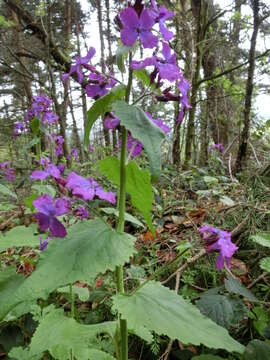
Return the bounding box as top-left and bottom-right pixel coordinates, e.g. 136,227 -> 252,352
184,0 -> 208,166
96,0 -> 110,148
234,0 -> 260,173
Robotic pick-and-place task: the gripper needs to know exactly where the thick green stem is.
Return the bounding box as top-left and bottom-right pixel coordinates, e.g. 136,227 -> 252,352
115,52 -> 133,360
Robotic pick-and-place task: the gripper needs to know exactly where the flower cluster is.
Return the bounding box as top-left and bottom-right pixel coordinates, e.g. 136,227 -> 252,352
13,121 -> 28,139
120,0 -> 190,122
199,225 -> 238,269
0,161 -> 15,182
66,172 -> 116,204
52,135 -> 64,158
209,143 -> 225,153
25,94 -> 59,125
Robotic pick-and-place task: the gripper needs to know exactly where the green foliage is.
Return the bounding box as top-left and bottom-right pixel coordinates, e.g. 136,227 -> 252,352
116,44 -> 130,73
0,183 -> 17,199
224,274 -> 257,301
9,308 -> 116,359
249,307 -> 269,337
192,356 -> 225,360
260,257 -> 270,272
243,340 -> 270,360
57,285 -> 89,301
0,225 -> 40,252
113,281 -> 244,353
112,101 -> 165,180
0,220 -> 135,320
32,184 -> 56,197
250,233 -> 270,248
101,207 -> 144,228
196,294 -> 248,329
84,85 -> 126,149
98,157 -> 154,232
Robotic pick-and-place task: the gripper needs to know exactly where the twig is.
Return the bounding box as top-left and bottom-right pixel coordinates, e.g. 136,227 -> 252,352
228,153 -> 234,182
161,249 -> 207,286
249,141 -> 262,167
247,272 -> 269,289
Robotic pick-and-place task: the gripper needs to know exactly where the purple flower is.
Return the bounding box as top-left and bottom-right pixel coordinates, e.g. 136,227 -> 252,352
33,195 -> 69,238
146,112 -> 170,134
39,236 -> 50,251
131,42 -> 181,82
75,206 -> 89,220
85,73 -> 115,99
0,162 -> 15,182
120,7 -> 158,48
104,114 -> 120,129
71,148 -> 79,162
210,143 -> 225,153
150,0 -> 175,41
199,225 -> 238,269
126,134 -> 144,158
31,163 -> 61,181
14,121 -> 28,138
53,135 -> 64,157
57,163 -> 65,174
42,111 -> 59,124
66,172 -> 116,204
88,144 -> 95,153
62,47 -> 96,84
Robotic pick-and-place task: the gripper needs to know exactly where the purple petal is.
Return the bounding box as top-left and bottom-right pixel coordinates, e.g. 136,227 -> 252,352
158,63 -> 181,82
216,253 -> 225,270
31,170 -> 50,180
131,56 -> 157,70
85,84 -> 102,98
139,9 -> 155,30
121,28 -> 138,47
49,217 -> 67,238
72,187 -> 95,201
140,31 -> 158,49
47,164 -> 61,179
104,116 -> 120,129
161,42 -> 171,61
35,213 -> 50,232
54,198 -> 69,216
33,195 -> 54,216
95,188 -> 116,204
159,21 -> 174,41
80,47 -> 96,64
76,68 -> 84,84
120,7 -> 139,29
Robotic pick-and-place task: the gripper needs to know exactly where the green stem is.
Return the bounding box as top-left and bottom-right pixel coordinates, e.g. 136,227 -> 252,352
115,52 -> 133,360
70,284 -> 75,318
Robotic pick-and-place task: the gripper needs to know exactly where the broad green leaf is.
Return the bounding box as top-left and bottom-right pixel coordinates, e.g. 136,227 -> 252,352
250,233 -> 270,248
0,267 -> 33,323
203,176 -> 219,186
260,257 -> 270,272
10,308 -> 116,360
9,347 -> 41,360
249,307 -> 269,337
0,225 -> 40,252
115,44 -> 129,73
0,183 -> 17,199
101,207 -> 144,228
113,281 -> 244,353
98,157 -> 154,232
196,294 -> 248,329
84,85 -> 126,149
133,69 -> 151,87
225,274 -> 257,301
112,100 -> 165,180
32,184 -> 56,198
0,220 -> 135,320
244,340 -> 270,360
57,285 -> 89,302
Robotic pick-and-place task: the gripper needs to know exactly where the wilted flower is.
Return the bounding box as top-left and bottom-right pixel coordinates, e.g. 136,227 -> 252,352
199,225 -> 238,269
